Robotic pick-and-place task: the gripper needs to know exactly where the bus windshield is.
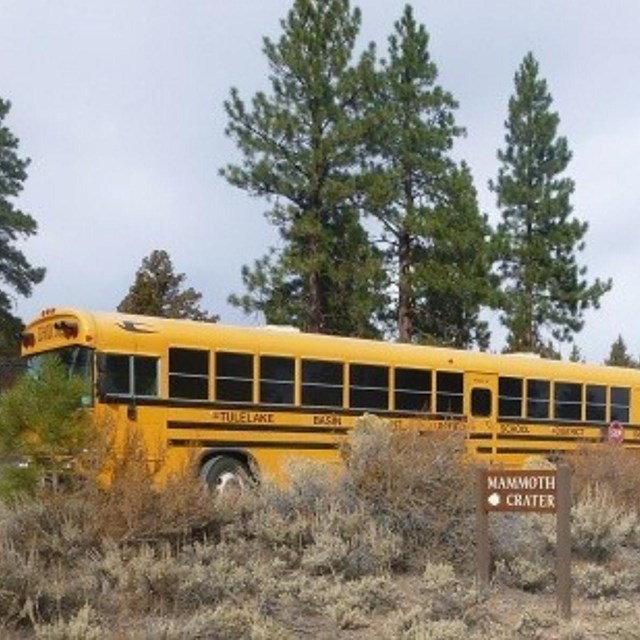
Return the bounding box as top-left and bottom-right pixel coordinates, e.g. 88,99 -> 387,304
26,346 -> 93,405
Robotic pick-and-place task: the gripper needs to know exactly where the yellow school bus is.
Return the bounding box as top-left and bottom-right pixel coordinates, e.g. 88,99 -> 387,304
19,307 -> 640,487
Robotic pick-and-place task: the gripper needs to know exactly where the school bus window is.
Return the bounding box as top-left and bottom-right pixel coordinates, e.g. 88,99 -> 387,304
611,387 -> 630,423
554,382 -> 582,421
436,371 -> 463,414
471,388 -> 492,417
216,352 -> 253,403
260,356 -> 295,405
527,379 -> 550,419
135,356 -> 159,397
301,359 -> 343,408
395,368 -> 431,412
169,348 -> 209,400
349,364 -> 389,410
586,384 -> 606,422
102,354 -> 129,395
498,376 -> 523,418
102,354 -> 159,397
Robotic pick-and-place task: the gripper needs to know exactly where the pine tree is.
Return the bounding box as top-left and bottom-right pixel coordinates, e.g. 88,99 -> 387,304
0,98 -> 45,350
221,0 -> 385,337
490,53 -> 611,354
568,344 -> 584,363
361,6 -> 494,347
605,335 -> 638,368
411,164 -> 495,348
117,250 -> 218,321
0,355 -> 94,494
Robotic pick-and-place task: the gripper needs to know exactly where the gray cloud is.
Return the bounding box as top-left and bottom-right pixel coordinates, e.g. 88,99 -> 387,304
1,0 -> 637,362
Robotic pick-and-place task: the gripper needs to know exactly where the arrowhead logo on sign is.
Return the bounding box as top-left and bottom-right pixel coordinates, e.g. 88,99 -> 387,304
488,492 -> 501,507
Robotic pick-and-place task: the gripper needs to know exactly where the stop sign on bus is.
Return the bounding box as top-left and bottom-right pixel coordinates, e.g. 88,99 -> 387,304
607,421 -> 624,444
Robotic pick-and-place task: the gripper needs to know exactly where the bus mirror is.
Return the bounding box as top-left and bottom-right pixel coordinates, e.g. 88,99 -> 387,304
127,402 -> 137,421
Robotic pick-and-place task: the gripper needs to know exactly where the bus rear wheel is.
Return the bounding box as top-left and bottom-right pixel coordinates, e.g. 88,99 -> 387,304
200,455 -> 251,493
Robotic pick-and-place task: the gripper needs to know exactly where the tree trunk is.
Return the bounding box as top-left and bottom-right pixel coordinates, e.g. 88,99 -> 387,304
398,230 -> 413,342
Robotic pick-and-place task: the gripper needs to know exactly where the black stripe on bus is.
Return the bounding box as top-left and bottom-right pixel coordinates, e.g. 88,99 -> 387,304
496,433 -> 603,444
168,439 -> 339,451
494,448 -> 561,455
497,417 -> 639,429
100,395 -> 466,422
167,421 -> 350,436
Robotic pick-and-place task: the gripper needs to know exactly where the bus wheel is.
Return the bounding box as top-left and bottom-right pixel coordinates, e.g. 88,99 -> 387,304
200,456 -> 251,493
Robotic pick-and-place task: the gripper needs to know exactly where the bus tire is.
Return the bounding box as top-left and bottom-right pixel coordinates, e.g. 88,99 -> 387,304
200,455 -> 251,493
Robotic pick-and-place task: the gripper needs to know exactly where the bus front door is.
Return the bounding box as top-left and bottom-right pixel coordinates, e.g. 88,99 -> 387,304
465,371 -> 497,457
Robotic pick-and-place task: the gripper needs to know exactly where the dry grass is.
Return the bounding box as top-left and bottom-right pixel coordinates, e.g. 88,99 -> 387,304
3,417 -> 640,637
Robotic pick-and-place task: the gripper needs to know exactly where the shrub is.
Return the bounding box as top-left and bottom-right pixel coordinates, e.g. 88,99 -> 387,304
0,428 -> 235,635
300,502 -> 403,578
514,609 -> 557,639
321,575 -> 398,630
489,513 -> 551,564
123,610 -> 221,640
138,604 -> 294,640
68,427 -> 221,544
593,598 -> 635,619
570,483 -> 638,561
381,608 -> 470,640
249,417 -> 476,576
245,460 -> 336,560
33,605 -> 102,640
92,540 -> 261,616
573,562 -> 639,599
567,444 -> 640,509
494,558 -> 554,593
341,415 -> 476,567
420,562 -> 481,622
422,561 -> 458,593
525,481 -> 638,563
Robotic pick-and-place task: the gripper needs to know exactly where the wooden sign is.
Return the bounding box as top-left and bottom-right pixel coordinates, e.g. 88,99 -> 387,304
484,469 -> 556,513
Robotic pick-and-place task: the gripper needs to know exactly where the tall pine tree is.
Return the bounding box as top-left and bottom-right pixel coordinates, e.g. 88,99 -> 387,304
605,335 -> 638,368
0,98 -> 45,351
221,0 -> 385,337
361,6 -> 494,347
411,163 -> 495,348
118,250 -> 218,321
490,53 -> 611,354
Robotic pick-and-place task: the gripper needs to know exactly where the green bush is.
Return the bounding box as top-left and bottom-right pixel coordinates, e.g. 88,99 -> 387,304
0,356 -> 94,496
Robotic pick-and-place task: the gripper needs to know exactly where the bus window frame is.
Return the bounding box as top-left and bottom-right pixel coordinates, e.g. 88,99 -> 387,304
301,358 -> 344,409
259,354 -> 296,406
215,350 -> 254,404
97,352 -> 160,399
168,347 -> 210,401
348,362 -> 390,411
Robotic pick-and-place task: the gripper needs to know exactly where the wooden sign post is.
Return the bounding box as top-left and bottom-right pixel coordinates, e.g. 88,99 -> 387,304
476,464 -> 572,620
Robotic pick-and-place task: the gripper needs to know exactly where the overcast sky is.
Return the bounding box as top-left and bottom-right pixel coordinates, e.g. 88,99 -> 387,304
1,1 -> 639,363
